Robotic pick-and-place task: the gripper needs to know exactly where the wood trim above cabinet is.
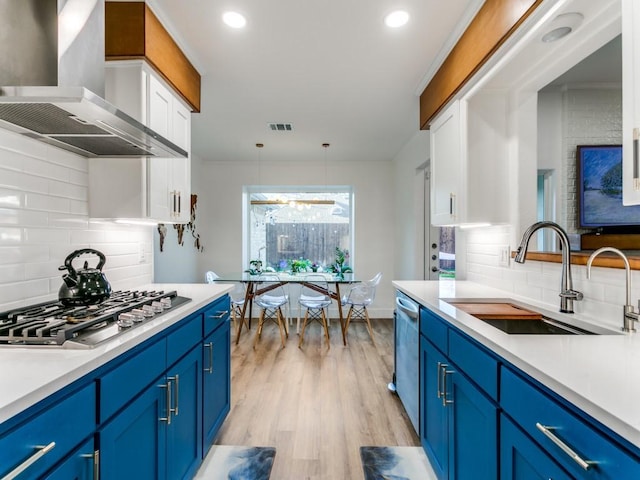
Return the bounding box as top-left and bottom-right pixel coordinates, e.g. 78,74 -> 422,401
419,0 -> 543,129
512,251 -> 640,270
105,2 -> 201,112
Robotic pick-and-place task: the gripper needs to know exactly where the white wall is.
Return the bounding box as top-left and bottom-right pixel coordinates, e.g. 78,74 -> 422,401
0,129 -> 153,311
193,156 -> 396,317
392,130 -> 430,281
153,155 -> 204,283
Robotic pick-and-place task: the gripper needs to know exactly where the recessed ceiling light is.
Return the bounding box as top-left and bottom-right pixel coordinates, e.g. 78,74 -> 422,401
222,11 -> 246,29
384,10 -> 409,28
540,12 -> 583,43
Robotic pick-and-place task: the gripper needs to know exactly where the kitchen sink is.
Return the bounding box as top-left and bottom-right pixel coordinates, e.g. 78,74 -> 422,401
442,298 -> 617,335
478,316 -> 596,335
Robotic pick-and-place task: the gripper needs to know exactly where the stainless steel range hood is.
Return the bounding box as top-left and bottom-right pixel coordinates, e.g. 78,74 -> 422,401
0,0 -> 187,158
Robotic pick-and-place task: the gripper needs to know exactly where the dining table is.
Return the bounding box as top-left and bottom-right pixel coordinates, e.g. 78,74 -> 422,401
213,272 -> 359,345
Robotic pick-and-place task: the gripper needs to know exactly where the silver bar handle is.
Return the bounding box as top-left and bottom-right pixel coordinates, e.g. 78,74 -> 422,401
208,311 -> 229,319
168,375 -> 179,416
535,422 -> 594,470
81,450 -> 100,480
634,128 -> 640,191
158,380 -> 172,424
436,361 -> 444,399
442,369 -> 455,406
204,342 -> 214,374
2,441 -> 56,480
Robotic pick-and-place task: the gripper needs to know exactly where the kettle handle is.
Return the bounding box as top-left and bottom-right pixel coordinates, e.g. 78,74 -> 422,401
59,248 -> 107,274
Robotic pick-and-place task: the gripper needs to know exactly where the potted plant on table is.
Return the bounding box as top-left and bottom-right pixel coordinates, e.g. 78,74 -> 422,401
328,247 -> 353,279
245,259 -> 263,275
288,257 -> 311,274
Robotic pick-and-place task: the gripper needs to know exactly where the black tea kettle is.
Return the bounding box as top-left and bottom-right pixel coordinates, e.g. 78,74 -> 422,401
58,249 -> 112,306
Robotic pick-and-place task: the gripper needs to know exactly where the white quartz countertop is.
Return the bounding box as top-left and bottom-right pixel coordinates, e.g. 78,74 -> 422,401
393,279 -> 640,450
0,283 -> 233,425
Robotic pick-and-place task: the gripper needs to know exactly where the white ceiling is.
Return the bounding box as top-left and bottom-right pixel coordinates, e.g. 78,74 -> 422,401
146,0 -> 480,164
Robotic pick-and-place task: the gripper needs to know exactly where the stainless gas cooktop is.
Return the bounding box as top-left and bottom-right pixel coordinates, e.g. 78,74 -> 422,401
0,290 -> 191,349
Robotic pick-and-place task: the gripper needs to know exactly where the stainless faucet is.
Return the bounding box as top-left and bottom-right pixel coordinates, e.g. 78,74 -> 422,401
586,247 -> 638,333
514,221 -> 583,313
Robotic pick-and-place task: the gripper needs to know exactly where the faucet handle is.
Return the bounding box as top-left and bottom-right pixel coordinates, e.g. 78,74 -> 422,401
560,289 -> 583,301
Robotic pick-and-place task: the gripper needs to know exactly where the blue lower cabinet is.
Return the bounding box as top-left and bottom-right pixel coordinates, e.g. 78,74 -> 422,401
43,437 -> 97,480
448,366 -> 498,480
0,383 -> 95,480
167,346 -> 203,480
420,336 -> 449,479
500,414 -> 571,480
100,379 -> 167,480
202,318 -> 231,455
420,335 -> 497,480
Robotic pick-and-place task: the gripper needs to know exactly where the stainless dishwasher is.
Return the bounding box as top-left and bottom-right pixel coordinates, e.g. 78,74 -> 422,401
389,291 -> 420,434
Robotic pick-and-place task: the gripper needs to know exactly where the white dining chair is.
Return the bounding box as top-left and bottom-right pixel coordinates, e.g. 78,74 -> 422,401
298,274 -> 333,349
253,274 -> 290,348
341,272 -> 382,344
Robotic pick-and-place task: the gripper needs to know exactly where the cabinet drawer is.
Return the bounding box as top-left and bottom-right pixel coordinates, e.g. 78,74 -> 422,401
99,338 -> 167,423
203,296 -> 230,337
43,436 -> 96,480
420,307 -> 448,354
501,367 -> 640,479
0,383 -> 95,480
167,312 -> 202,367
448,329 -> 498,400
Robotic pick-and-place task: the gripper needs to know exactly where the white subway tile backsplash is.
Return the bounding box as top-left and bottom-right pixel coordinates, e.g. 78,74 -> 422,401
0,264 -> 24,283
0,169 -> 48,193
0,227 -> 22,245
23,157 -> 70,182
24,228 -> 70,245
24,261 -> 61,280
48,179 -> 87,201
0,279 -> 50,304
70,199 -> 89,215
0,189 -> 24,208
0,149 -> 24,171
69,169 -> 89,186
48,213 -> 89,230
0,246 -> 49,265
0,208 -> 48,227
25,193 -> 70,213
68,229 -> 106,245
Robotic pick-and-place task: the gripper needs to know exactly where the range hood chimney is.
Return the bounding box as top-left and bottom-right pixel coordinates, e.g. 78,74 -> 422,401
0,0 -> 186,158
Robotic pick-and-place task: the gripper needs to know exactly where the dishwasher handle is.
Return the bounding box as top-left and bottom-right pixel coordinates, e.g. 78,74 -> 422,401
396,296 -> 419,319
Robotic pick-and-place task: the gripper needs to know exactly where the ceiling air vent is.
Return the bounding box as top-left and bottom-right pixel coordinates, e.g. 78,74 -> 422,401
268,122 -> 293,132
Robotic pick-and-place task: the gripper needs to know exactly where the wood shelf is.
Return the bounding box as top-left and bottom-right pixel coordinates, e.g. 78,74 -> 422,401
512,251 -> 640,270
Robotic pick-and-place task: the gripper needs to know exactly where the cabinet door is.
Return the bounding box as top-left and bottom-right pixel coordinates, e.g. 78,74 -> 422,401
420,337 -> 449,479
448,369 -> 498,480
170,100 -> 191,223
203,320 -> 231,454
43,437 -> 96,480
430,100 -> 462,226
166,346 -> 203,480
100,380 -> 167,480
148,74 -> 172,139
500,414 -> 571,480
622,0 -> 640,205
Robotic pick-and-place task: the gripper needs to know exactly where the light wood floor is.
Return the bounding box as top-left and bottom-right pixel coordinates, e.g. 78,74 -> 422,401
213,317 -> 420,480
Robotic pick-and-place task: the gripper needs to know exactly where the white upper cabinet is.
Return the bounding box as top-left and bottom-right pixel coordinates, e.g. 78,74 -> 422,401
622,0 -> 640,205
430,101 -> 463,226
430,93 -> 509,227
89,61 -> 191,223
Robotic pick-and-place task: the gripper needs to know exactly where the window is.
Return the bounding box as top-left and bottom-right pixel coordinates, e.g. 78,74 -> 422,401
243,186 -> 354,272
